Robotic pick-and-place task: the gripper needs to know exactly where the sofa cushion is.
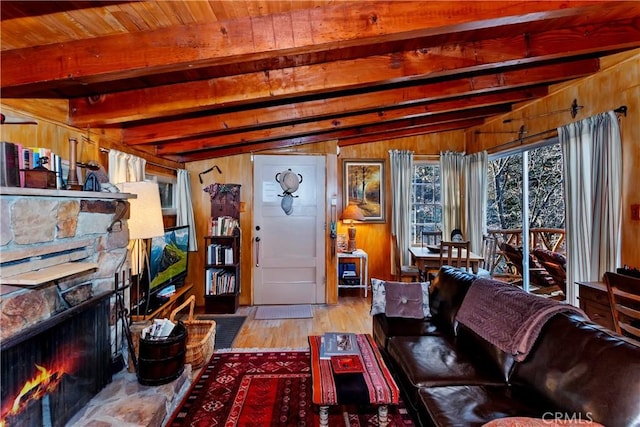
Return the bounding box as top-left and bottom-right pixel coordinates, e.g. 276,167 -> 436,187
417,385 -> 555,427
370,278 -> 430,318
385,281 -> 423,318
372,314 -> 439,351
483,417 -> 605,427
512,313 -> 640,427
387,335 -> 506,388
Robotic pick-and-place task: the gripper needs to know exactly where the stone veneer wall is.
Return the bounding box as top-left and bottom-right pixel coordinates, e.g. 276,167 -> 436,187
0,190 -> 131,348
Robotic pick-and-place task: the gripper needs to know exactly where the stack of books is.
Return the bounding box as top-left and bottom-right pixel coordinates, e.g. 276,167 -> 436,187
319,332 -> 363,373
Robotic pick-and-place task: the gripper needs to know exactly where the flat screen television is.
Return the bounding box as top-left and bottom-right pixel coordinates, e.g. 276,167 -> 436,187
137,225 -> 189,312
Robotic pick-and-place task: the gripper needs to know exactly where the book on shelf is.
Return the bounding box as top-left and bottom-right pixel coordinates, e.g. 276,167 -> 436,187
319,332 -> 360,360
205,268 -> 236,295
209,216 -> 239,236
0,141 -> 20,187
207,243 -> 234,265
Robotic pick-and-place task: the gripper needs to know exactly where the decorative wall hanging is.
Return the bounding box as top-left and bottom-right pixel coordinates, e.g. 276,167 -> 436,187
204,183 -> 241,219
275,169 -> 303,216
342,159 -> 385,223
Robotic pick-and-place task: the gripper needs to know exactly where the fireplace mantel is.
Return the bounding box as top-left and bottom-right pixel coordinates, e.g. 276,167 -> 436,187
0,187 -> 133,200
1,189 -> 132,342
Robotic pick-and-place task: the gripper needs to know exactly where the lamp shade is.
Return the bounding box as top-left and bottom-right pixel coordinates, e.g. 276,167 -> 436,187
118,181 -> 165,240
341,204 -> 365,222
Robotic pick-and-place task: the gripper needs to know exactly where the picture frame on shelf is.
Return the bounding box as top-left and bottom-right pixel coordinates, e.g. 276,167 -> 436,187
342,159 -> 385,223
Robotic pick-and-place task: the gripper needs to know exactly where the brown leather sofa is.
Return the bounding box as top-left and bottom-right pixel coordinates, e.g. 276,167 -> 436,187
372,266 -> 640,427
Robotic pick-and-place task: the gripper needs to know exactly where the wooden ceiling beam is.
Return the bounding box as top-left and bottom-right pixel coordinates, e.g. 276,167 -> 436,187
65,18 -> 638,127
2,1 -> 615,92
122,86 -> 547,145
174,118 -> 487,162
337,118 -> 487,147
154,104 -> 510,156
126,58 -> 596,149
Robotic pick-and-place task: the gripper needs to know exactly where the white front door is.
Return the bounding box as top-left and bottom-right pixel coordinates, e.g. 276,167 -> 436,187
253,155 -> 326,305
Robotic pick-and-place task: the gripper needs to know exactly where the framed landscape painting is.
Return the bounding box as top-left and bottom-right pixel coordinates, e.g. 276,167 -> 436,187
342,159 -> 385,223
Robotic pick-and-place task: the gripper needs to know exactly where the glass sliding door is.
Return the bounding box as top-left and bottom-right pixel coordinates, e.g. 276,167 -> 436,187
487,141 -> 565,298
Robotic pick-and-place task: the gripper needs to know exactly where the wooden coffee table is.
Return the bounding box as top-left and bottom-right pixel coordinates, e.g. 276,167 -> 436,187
308,333 -> 399,427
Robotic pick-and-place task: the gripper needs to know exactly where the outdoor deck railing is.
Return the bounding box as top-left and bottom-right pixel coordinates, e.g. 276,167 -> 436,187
487,228 -> 565,278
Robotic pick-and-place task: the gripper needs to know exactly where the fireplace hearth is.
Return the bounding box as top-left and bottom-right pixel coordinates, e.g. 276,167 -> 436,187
0,292 -> 111,427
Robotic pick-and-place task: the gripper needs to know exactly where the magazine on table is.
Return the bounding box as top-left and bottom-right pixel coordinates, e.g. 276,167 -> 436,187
319,332 -> 360,360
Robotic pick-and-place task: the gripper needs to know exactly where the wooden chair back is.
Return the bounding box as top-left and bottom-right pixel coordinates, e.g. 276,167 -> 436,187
392,234 -> 419,282
421,229 -> 442,247
480,234 -> 497,276
604,272 -> 640,343
439,241 -> 471,271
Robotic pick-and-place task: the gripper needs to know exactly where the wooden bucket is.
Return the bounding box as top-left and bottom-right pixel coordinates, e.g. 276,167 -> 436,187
137,322 -> 187,386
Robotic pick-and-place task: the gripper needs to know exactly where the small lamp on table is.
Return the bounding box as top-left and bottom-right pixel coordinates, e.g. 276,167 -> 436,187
341,204 -> 365,253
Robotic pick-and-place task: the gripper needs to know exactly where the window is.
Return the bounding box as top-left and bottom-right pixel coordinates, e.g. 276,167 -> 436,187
148,174 -> 177,215
411,162 -> 442,245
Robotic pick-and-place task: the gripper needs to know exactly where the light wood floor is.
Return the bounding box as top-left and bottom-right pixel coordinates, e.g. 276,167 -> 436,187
215,295 -> 373,349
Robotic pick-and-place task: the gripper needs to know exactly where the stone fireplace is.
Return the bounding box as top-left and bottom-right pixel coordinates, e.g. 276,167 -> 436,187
0,188 -> 132,426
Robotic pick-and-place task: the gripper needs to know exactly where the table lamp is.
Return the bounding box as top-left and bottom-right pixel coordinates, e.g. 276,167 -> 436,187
341,204 -> 365,252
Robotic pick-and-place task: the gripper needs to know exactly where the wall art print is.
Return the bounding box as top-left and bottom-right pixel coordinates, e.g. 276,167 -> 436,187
342,159 -> 385,222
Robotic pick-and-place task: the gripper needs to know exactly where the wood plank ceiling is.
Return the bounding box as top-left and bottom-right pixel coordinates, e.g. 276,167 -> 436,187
2,1 -> 639,162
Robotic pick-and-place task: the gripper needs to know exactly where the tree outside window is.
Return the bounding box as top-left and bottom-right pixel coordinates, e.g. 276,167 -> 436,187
411,163 -> 442,245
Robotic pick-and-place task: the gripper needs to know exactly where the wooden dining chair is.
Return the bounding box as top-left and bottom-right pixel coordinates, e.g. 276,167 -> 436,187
477,234 -> 497,278
391,234 -> 420,282
604,271 -> 640,343
420,229 -> 443,247
427,240 -> 471,279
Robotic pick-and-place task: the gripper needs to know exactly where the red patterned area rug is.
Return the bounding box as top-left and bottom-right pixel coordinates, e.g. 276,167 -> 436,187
168,350 -> 415,426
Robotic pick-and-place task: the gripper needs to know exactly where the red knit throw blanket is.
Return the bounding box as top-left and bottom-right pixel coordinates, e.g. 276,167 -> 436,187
456,278 -> 586,361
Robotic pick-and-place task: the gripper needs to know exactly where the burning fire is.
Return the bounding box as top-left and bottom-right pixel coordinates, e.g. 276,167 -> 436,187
0,364 -> 65,426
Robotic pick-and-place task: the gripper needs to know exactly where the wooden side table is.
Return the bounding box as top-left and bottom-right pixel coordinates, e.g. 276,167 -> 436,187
576,281 -> 614,329
337,249 -> 369,297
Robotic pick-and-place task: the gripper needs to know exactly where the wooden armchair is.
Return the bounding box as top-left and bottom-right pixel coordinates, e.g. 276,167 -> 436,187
499,242 -> 563,299
532,248 -> 567,295
604,272 -> 640,343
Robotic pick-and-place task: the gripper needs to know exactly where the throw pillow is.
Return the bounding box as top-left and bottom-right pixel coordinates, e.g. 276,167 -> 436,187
385,281 -> 423,318
370,278 -> 430,318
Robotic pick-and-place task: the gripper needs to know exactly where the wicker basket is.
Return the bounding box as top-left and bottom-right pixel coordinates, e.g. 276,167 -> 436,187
169,295 -> 216,369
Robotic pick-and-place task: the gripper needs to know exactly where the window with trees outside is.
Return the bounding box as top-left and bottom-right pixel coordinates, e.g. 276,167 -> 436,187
487,142 -> 566,286
411,162 -> 442,245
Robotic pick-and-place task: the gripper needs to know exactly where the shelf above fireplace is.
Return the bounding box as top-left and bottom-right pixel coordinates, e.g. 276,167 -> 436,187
1,261 -> 98,286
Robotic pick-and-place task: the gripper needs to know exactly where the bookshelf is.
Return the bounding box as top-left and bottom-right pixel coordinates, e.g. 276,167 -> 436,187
203,226 -> 240,314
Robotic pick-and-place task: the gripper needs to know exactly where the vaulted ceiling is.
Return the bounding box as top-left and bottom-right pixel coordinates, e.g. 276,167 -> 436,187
2,1 -> 639,162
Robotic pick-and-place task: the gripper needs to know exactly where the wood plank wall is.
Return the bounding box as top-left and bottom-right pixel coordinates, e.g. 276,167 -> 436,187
2,49 -> 638,309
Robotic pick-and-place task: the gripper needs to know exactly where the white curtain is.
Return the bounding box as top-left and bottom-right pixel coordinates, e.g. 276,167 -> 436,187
440,151 -> 464,240
108,149 -> 147,278
108,149 -> 146,184
176,169 -> 198,252
464,151 -> 488,254
389,150 -> 414,274
559,111 -> 622,306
